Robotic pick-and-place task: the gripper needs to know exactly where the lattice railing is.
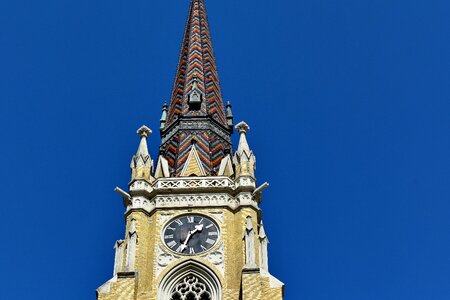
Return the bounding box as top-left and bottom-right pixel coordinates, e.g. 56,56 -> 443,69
154,177 -> 235,190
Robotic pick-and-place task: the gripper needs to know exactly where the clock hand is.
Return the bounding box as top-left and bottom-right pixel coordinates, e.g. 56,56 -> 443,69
195,224 -> 204,232
180,232 -> 192,252
180,224 -> 205,252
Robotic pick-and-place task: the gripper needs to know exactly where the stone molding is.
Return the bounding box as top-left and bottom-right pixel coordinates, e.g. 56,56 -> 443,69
126,192 -> 258,214
125,176 -> 260,213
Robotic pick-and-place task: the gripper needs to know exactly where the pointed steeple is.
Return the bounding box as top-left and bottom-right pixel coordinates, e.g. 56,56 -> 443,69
159,0 -> 232,176
130,125 -> 154,181
166,0 -> 226,126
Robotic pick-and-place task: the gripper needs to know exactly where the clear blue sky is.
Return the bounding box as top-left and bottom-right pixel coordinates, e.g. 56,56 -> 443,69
1,0 -> 450,299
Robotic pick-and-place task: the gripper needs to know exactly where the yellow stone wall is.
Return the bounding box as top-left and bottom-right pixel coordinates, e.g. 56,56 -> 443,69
97,206 -> 283,300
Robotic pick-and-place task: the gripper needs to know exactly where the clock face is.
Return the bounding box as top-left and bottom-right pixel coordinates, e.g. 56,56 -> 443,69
163,215 -> 219,255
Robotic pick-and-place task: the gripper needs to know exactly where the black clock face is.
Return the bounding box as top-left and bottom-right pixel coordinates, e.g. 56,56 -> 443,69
163,215 -> 219,255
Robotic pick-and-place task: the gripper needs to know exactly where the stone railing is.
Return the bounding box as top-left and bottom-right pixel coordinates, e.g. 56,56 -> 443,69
154,177 -> 235,190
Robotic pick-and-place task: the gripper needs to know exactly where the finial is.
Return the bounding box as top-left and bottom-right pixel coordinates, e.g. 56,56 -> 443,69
226,101 -> 233,118
131,125 -> 154,181
235,121 -> 250,134
137,125 -> 152,138
233,121 -> 256,177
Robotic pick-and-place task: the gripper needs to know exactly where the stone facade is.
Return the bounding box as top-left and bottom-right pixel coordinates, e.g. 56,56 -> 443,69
97,176 -> 284,300
97,0 -> 284,299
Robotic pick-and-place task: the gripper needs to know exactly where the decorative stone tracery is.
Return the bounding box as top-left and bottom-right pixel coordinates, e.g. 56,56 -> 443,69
159,261 -> 221,300
170,275 -> 211,300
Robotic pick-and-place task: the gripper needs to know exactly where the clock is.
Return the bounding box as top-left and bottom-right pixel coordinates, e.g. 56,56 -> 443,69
163,214 -> 219,255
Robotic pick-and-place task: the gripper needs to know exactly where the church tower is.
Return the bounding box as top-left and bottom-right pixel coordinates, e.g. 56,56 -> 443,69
97,1 -> 284,299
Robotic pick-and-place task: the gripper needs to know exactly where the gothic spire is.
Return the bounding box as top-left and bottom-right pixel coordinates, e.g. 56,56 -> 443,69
166,0 -> 226,126
159,0 -> 232,176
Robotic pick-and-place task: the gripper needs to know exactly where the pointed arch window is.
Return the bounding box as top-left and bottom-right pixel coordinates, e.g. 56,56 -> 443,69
159,261 -> 221,300
170,274 -> 211,300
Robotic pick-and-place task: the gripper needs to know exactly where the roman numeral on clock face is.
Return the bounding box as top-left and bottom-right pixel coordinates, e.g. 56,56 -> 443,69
164,234 -> 174,239
208,231 -> 218,236
189,248 -> 196,255
205,238 -> 215,245
187,216 -> 194,223
167,241 -> 177,248
175,219 -> 183,226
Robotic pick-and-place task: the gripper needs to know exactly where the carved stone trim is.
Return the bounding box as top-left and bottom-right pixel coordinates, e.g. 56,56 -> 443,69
156,246 -> 181,278
126,193 -> 258,214
200,243 -> 225,276
154,177 -> 235,190
155,194 -> 234,209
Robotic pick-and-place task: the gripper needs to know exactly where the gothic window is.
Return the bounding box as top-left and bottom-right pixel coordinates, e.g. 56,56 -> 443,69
170,275 -> 211,300
159,261 -> 221,300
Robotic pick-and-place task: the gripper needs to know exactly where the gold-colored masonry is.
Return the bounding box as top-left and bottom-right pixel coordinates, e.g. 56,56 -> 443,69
97,209 -> 283,300
96,1 -> 284,299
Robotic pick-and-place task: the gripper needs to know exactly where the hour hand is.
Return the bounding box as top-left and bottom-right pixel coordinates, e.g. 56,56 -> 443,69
194,224 -> 204,232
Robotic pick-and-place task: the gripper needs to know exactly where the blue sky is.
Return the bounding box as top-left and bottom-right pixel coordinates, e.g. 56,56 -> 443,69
1,0 -> 450,299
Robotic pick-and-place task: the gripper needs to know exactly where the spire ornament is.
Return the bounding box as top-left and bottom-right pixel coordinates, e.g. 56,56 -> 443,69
130,125 -> 154,181
233,121 -> 256,177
